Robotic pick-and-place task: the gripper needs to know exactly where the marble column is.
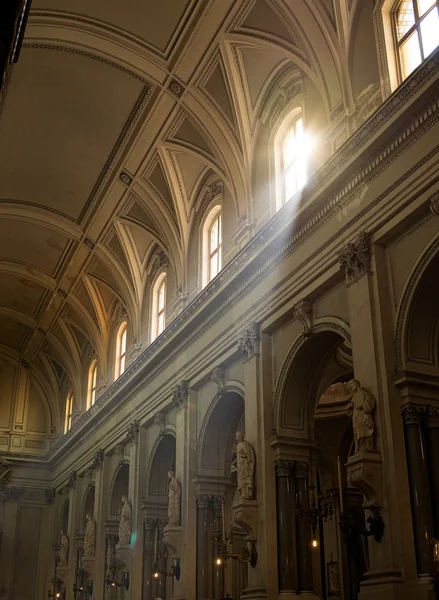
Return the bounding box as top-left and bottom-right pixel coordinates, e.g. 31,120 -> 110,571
426,406 -> 439,537
196,494 -> 210,600
143,519 -> 155,600
275,459 -> 297,596
402,404 -> 434,579
294,462 -> 313,594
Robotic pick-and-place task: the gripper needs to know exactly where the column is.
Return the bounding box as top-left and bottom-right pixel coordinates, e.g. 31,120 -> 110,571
275,459 -> 298,597
212,497 -> 225,600
294,462 -> 313,594
196,494 -> 209,600
93,450 -> 108,600
66,473 -> 80,600
426,406 -> 439,537
143,519 -> 155,600
402,404 -> 435,579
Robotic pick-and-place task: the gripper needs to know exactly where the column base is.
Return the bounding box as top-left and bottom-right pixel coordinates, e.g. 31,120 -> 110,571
278,591 -> 300,598
241,586 -> 269,598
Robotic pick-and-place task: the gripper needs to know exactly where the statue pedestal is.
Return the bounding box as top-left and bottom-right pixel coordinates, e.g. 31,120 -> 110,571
81,555 -> 95,579
115,544 -> 132,570
56,565 -> 68,585
346,451 -> 382,509
163,524 -> 182,558
232,498 -> 258,538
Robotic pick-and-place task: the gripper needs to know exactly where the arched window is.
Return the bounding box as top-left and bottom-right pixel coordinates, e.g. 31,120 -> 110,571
201,205 -> 222,288
151,273 -> 167,342
115,322 -> 127,380
281,115 -> 307,205
393,0 -> 438,80
87,360 -> 97,409
64,392 -> 73,433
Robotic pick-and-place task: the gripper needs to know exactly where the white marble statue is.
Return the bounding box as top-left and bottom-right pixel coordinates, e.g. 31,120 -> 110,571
167,471 -> 181,526
84,512 -> 96,557
118,495 -> 132,545
347,379 -> 376,454
231,432 -> 255,500
59,530 -> 69,567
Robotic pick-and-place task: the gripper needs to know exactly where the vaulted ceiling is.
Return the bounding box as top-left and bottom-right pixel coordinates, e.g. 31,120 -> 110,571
0,0 -> 377,414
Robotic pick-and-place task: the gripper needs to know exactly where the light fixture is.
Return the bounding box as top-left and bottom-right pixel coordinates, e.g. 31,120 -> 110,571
297,484 -> 333,540
312,539 -> 318,548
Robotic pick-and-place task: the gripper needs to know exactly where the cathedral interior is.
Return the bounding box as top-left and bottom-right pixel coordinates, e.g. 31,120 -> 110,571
0,0 -> 438,599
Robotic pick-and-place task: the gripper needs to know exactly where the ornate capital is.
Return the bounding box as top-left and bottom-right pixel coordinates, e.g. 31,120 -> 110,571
66,471 -> 77,490
293,299 -> 313,337
338,232 -> 370,284
401,403 -> 426,426
430,191 -> 439,216
294,461 -> 309,478
196,494 -> 211,509
91,449 -> 104,471
144,517 -> 157,530
275,459 -> 294,478
126,420 -> 140,444
238,322 -> 260,359
211,365 -> 226,394
0,457 -> 12,491
426,406 -> 439,428
173,380 -> 189,410
0,486 -> 25,503
45,488 -> 55,504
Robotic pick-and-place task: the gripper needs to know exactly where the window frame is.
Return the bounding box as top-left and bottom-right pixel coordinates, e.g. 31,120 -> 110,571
201,203 -> 223,289
64,392 -> 73,433
392,0 -> 439,80
87,359 -> 98,409
115,321 -> 128,380
150,271 -> 167,342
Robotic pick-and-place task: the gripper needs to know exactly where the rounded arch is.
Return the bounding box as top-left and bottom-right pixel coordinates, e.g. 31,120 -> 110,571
197,391 -> 245,478
273,323 -> 351,435
59,498 -> 70,535
109,462 -> 130,516
80,484 -> 96,528
395,232 -> 439,374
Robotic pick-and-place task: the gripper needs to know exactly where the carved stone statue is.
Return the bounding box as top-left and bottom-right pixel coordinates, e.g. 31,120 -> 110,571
167,471 -> 181,526
231,432 -> 255,500
347,379 -> 375,454
84,513 -> 96,557
59,530 -> 69,567
118,495 -> 132,545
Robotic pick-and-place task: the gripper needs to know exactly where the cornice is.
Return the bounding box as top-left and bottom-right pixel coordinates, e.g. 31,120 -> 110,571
42,53 -> 439,466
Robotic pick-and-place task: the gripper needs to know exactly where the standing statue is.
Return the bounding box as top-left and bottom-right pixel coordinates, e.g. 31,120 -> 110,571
59,531 -> 69,567
118,495 -> 132,545
84,513 -> 96,557
347,379 -> 376,454
167,471 -> 181,526
231,432 -> 255,500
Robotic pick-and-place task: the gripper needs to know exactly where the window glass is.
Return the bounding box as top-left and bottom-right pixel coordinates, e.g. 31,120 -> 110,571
65,394 -> 73,433
418,0 -> 435,15
120,326 -> 127,375
208,212 -> 222,282
400,31 -> 422,77
88,361 -> 97,407
157,278 -> 166,336
396,0 -> 416,39
282,117 -> 307,203
420,7 -> 439,55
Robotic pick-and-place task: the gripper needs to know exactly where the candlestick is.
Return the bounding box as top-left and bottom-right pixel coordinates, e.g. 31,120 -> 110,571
221,498 -> 226,542
154,525 -> 158,558
337,456 -> 344,514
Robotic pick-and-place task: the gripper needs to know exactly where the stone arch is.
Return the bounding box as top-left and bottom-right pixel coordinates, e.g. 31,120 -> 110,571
109,462 -> 130,517
273,322 -> 351,435
145,433 -> 176,510
197,391 -> 245,479
395,232 -> 439,374
80,484 -> 96,529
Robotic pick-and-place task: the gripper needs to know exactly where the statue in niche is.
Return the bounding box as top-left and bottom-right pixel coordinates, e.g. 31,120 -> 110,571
347,379 -> 376,454
167,471 -> 181,526
118,495 -> 132,545
84,513 -> 96,557
59,531 -> 69,567
231,432 -> 255,500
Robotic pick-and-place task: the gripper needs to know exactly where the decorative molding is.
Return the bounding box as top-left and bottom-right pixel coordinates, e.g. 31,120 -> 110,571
346,452 -> 382,510
119,171 -> 133,186
197,179 -> 224,216
211,365 -> 226,394
0,457 -> 12,491
430,191 -> 439,216
401,403 -> 427,426
196,494 -> 211,509
45,488 -> 55,504
275,459 -> 294,477
294,462 -> 309,478
168,79 -> 185,98
126,421 -> 140,445
338,232 -> 370,284
0,486 -> 25,503
153,411 -> 167,436
91,449 -> 104,471
426,406 -> 439,428
172,380 -> 189,410
238,322 -> 260,359
293,299 -> 313,337
84,237 -> 95,250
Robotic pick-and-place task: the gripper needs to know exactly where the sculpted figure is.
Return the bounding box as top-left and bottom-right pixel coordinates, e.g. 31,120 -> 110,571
167,471 -> 181,526
347,379 -> 376,454
118,495 -> 132,545
84,513 -> 96,556
231,432 -> 255,500
59,530 -> 69,566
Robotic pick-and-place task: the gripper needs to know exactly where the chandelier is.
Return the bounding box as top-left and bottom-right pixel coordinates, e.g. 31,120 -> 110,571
296,484 -> 333,545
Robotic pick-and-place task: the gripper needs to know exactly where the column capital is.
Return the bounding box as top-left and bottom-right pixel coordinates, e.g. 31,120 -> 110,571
426,406 -> 439,428
196,493 -> 211,509
0,486 -> 25,502
126,420 -> 140,444
91,448 -> 104,471
430,191 -> 439,216
401,403 -> 427,425
238,322 -> 260,359
294,461 -> 310,478
172,380 -> 189,410
275,458 -> 294,477
338,231 -> 370,285
144,517 -> 157,530
0,457 -> 12,491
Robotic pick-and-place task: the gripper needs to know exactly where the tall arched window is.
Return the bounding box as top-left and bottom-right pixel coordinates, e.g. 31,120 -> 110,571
87,360 -> 97,409
282,116 -> 307,204
115,322 -> 127,380
393,0 -> 438,80
64,392 -> 73,433
201,205 -> 222,288
151,273 -> 167,342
